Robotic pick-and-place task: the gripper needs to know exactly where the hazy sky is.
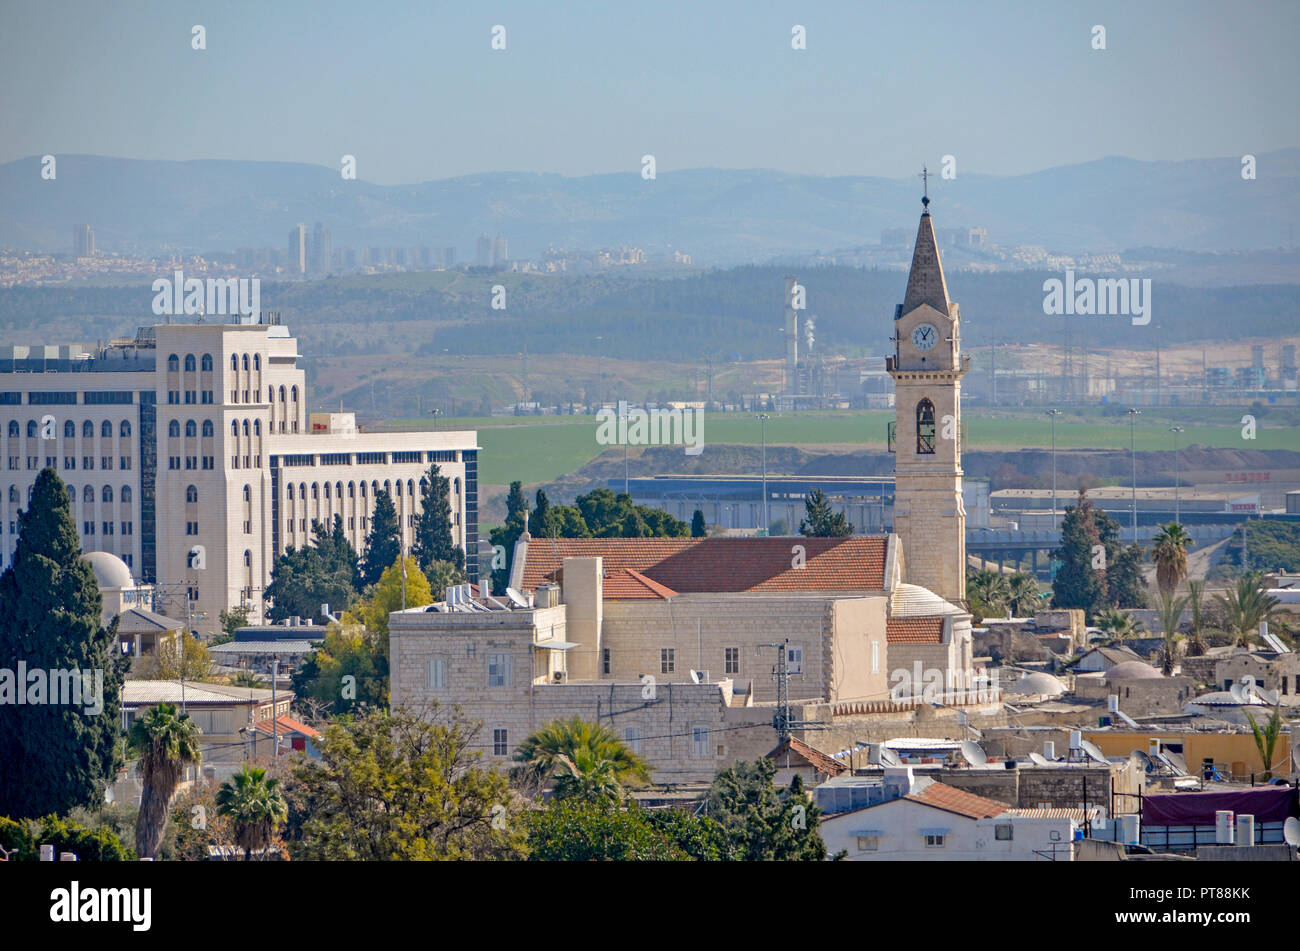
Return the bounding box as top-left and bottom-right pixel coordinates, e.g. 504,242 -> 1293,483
2,0 -> 1297,184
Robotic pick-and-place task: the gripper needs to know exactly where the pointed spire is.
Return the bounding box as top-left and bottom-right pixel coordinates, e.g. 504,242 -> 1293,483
901,200 -> 950,316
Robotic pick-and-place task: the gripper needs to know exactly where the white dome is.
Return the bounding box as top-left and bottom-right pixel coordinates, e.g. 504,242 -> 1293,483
1104,661 -> 1164,681
891,583 -> 966,618
83,551 -> 134,590
1004,671 -> 1067,697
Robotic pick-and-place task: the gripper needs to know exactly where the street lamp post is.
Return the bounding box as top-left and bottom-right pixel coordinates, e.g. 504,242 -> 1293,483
1046,409 -> 1062,523
757,414 -> 770,535
1169,426 -> 1185,524
1127,408 -> 1141,542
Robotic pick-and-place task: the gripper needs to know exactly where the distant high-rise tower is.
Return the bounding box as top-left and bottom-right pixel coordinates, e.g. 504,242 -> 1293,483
310,222 -> 331,276
887,189 -> 968,604
783,276 -> 799,395
444,246 -> 456,268
476,235 -> 493,268
492,235 -> 508,265
289,224 -> 307,275
73,224 -> 95,258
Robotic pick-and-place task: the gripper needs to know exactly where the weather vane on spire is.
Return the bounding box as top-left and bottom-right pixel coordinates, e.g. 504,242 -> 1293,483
920,165 -> 930,211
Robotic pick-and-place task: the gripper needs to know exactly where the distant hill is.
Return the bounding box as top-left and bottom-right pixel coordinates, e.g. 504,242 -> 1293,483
2,151 -> 1297,262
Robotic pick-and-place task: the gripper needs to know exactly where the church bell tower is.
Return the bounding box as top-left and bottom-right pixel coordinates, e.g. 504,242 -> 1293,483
887,178 -> 969,603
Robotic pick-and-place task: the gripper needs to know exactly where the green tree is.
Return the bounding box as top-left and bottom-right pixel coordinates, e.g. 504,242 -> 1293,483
1214,573 -> 1282,647
413,464 -> 465,573
528,489 -> 558,539
1186,578 -> 1208,656
967,568 -> 1010,621
523,799 -> 730,861
1006,571 -> 1042,617
266,516 -> 361,623
291,620 -> 387,713
513,716 -> 652,796
349,555 -> 433,644
1155,591 -> 1190,675
216,765 -> 289,861
0,468 -> 125,819
706,758 -> 827,861
218,605 -> 251,636
360,491 -> 402,589
489,481 -> 530,594
1106,542 -> 1149,609
127,702 -> 202,859
691,509 -> 707,538
288,707 -> 527,860
1094,608 -> 1145,640
1151,523 -> 1195,599
799,489 -> 853,537
1051,489 -> 1109,620
424,559 -> 466,602
135,632 -> 214,682
1245,704 -> 1285,781
0,814 -> 135,862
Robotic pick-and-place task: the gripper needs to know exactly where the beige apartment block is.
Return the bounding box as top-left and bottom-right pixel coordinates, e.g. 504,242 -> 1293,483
1,317 -> 479,635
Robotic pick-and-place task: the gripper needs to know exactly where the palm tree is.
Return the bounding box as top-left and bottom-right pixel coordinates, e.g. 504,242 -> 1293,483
128,702 -> 202,858
550,748 -> 624,804
1155,591 -> 1189,675
967,568 -> 1011,618
216,764 -> 289,860
1006,572 -> 1042,617
1150,523 -> 1195,599
1245,704 -> 1285,781
1094,608 -> 1145,640
1185,578 -> 1208,656
1214,573 -> 1282,647
514,717 -> 651,794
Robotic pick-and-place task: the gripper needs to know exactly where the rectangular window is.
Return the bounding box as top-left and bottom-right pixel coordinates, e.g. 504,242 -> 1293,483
120,456 -> 131,470
924,834 -> 945,848
391,451 -> 422,464
601,648 -> 611,675
428,657 -> 447,690
27,457 -> 37,469
661,648 -> 675,674
83,521 -> 95,535
786,645 -> 803,674
121,522 -> 132,535
725,647 -> 740,675
102,521 -> 114,536
83,456 -> 94,470
101,456 -> 113,470
994,825 -> 1013,841
243,520 -> 251,534
872,640 -> 880,674
856,836 -> 880,852
45,456 -> 56,469
487,653 -> 512,688
82,391 -> 132,405
356,452 -> 386,465
691,726 -> 708,757
493,728 -> 508,756
624,727 -> 641,754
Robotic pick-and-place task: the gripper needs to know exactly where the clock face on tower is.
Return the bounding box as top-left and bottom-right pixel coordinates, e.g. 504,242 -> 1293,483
911,323 -> 938,351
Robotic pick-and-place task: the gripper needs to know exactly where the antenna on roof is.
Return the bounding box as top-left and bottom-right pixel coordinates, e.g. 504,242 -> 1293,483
1029,752 -> 1054,768
1080,739 -> 1109,766
505,587 -> 528,608
959,740 -> 987,767
878,746 -> 903,768
1284,817 -> 1300,847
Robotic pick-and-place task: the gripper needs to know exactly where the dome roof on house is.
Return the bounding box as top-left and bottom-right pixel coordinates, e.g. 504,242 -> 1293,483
1103,661 -> 1164,681
1004,671 -> 1066,697
890,583 -> 966,618
82,551 -> 134,590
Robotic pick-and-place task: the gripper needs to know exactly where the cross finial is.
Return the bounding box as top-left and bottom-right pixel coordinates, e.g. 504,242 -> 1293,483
920,165 -> 930,211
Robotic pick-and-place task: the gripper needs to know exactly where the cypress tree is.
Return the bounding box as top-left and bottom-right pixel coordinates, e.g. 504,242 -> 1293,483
0,468 -> 125,818
1050,488 -> 1109,620
413,464 -> 464,573
360,491 -> 402,588
488,481 -> 529,595
528,489 -> 555,539
799,489 -> 853,537
691,510 -> 707,538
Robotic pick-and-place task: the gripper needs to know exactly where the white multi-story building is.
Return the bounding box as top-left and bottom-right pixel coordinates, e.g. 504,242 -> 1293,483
1,316 -> 479,634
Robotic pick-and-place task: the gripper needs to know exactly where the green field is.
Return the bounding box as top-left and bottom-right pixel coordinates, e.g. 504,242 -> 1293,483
384,408 -> 1300,487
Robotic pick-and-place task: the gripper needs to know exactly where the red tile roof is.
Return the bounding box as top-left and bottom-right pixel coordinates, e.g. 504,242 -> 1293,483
886,616 -> 945,644
520,536 -> 887,595
766,737 -> 849,776
905,782 -> 1010,819
602,567 -> 679,599
253,715 -> 320,739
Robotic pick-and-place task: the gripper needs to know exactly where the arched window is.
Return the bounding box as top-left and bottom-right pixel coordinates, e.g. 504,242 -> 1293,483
26,420 -> 36,438
290,386 -> 298,402
185,420 -> 197,438
242,354 -> 249,371
186,485 -> 198,503
324,483 -> 331,499
184,354 -> 196,372
202,420 -> 213,437
385,480 -> 392,497
169,421 -> 180,438
102,485 -> 113,503
7,421 -> 17,437
121,486 -> 132,503
101,421 -> 112,438
279,385 -> 286,402
244,550 -> 252,567
253,420 -> 261,436
454,478 -> 461,495
407,479 -> 414,497
242,420 -> 250,436
371,481 -> 379,497
167,354 -> 179,372
243,485 -> 251,502
916,399 -> 936,455
253,354 -> 261,370
8,486 -> 17,503
336,482 -> 343,500
83,486 -> 93,504
82,421 -> 93,438
395,481 -> 402,497
360,482 -> 367,498
348,482 -> 355,498
63,420 -> 74,438
231,354 -> 239,372
120,420 -> 131,438
231,421 -> 239,437
311,483 -> 319,500
201,354 -> 213,372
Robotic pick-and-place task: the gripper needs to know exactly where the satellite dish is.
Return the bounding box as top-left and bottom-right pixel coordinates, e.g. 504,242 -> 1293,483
689,669 -> 704,684
879,746 -> 903,768
1029,751 -> 1052,767
1256,687 -> 1279,706
1285,817 -> 1300,847
1129,749 -> 1152,771
505,587 -> 529,608
1229,682 -> 1244,702
960,740 -> 987,767
1080,739 -> 1109,765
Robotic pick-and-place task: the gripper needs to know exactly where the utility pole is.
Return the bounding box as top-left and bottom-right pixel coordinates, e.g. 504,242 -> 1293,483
271,657 -> 279,774
757,413 -> 770,534
767,640 -> 791,742
1170,426 -> 1184,524
1127,408 -> 1141,542
1047,409 -> 1062,522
